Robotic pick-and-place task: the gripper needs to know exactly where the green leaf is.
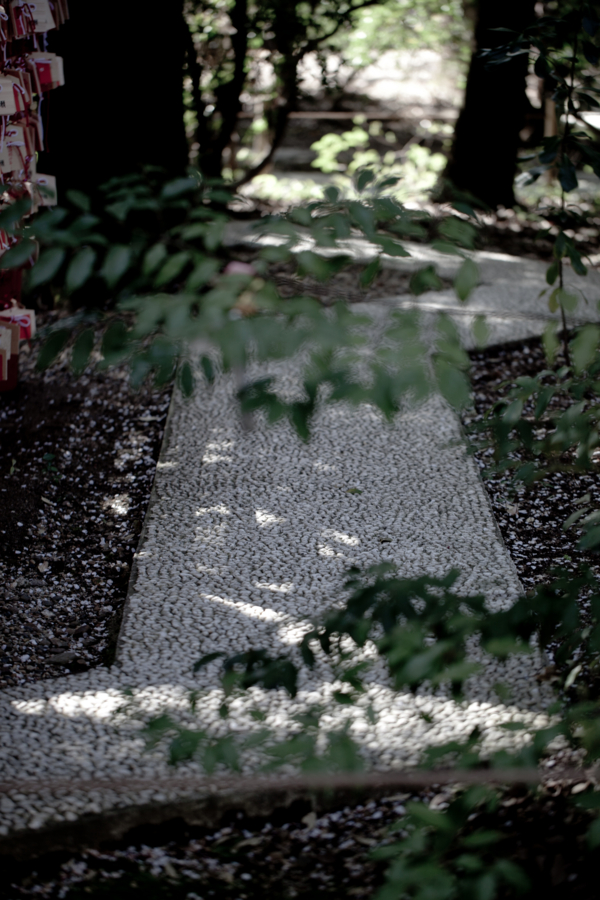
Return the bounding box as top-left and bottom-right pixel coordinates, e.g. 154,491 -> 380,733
454,258 -> 479,302
563,508 -> 588,530
28,247 -> 65,290
161,177 -> 198,199
71,328 -> 95,375
462,830 -> 503,848
438,216 -> 477,249
566,242 -> 587,276
503,399 -> 523,425
65,189 -> 91,213
546,260 -> 559,285
407,802 -> 455,831
179,360 -> 194,397
431,239 -> 464,256
473,872 -> 496,900
0,197 -> 32,231
101,245 -> 132,289
333,690 -> 355,704
551,290 -> 577,322
374,235 -> 410,257
356,168 -> 376,191
169,730 -> 203,764
193,651 -> 225,673
359,257 -> 380,288
101,320 -> 129,363
186,258 -> 220,291
572,325 -> 600,373
472,315 -> 489,348
452,201 -> 478,219
154,251 -> 191,287
548,288 -> 559,313
66,247 -> 97,292
587,817 -> 600,849
409,264 -> 443,295
1,238 -> 37,269
558,158 -> 578,192
434,359 -> 470,408
494,859 -> 530,891
348,201 -> 376,237
200,355 -> 215,384
578,525 -> 600,550
542,321 -> 559,362
36,329 -> 70,370
143,243 -> 168,276
296,250 -> 337,282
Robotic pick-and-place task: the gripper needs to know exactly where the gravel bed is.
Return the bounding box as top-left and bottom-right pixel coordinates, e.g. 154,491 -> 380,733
0,328 -> 171,687
0,299 -> 560,837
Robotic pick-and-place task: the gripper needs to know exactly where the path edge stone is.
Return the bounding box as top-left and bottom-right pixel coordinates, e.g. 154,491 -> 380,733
112,382 -> 180,667
0,784 -> 382,863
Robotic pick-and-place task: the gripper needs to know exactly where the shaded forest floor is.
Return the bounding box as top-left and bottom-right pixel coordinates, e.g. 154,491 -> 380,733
3,781 -> 597,899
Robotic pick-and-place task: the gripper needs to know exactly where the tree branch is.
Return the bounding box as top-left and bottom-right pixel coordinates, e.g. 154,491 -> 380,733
1,765 -> 594,798
183,16 -> 208,150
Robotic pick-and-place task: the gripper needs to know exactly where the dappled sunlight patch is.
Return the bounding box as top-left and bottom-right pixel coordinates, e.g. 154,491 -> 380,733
254,582 -> 294,593
102,493 -> 131,517
199,592 -> 287,624
255,509 -> 286,526
195,504 -> 231,517
321,528 -> 360,547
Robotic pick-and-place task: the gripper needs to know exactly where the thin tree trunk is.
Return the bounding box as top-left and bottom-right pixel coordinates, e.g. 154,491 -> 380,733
38,0 -> 188,198
442,0 -> 537,209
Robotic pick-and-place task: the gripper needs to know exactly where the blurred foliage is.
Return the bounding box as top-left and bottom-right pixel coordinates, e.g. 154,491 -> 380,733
7,168 -> 481,439
310,118 -> 447,204
183,0 -> 470,181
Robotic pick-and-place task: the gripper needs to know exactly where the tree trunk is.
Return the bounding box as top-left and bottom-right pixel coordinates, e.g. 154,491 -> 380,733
442,0 -> 537,209
38,0 -> 188,198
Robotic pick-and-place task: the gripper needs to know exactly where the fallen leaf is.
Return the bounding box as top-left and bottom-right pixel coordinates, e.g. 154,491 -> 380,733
48,651 -> 77,665
163,862 -> 178,879
301,811 -> 317,828
234,836 -> 264,850
355,836 -> 376,847
571,782 -> 591,794
38,561 -> 49,573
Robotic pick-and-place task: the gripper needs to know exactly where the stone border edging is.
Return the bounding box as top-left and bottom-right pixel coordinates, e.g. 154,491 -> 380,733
2,766 -> 591,862
112,381 -> 180,666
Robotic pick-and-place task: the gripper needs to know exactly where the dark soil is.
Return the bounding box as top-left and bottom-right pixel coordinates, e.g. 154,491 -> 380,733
463,336 -> 600,595
0,317 -> 171,687
3,781 -> 598,900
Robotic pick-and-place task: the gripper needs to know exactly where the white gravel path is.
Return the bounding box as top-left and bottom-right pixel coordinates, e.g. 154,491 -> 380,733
3,242 -> 596,837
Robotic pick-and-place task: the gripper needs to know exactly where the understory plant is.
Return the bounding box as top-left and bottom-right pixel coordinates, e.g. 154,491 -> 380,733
1,166 -> 485,439
310,118 -> 448,204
